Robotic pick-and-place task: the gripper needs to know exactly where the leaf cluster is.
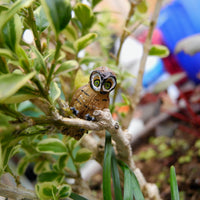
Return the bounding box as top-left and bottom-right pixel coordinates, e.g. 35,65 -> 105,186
0,0 -> 101,199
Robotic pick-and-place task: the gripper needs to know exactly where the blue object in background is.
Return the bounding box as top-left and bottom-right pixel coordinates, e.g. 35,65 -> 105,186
143,58 -> 164,88
158,0 -> 200,84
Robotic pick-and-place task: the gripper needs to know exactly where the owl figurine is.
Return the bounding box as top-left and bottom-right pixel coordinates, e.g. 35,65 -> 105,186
63,66 -> 117,140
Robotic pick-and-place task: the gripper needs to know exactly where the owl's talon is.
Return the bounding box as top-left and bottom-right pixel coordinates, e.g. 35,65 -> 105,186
85,114 -> 95,121
70,107 -> 79,116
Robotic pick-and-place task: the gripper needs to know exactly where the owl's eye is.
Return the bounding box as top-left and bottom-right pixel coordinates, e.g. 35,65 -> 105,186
102,77 -> 116,92
94,79 -> 100,87
104,81 -> 111,90
90,72 -> 101,91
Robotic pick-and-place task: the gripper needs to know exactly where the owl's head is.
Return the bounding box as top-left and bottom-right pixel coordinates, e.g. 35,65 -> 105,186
90,66 -> 117,93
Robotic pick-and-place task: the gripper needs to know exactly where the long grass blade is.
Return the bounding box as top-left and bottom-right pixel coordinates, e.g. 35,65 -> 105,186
170,166 -> 180,200
103,131 -> 112,200
119,161 -> 144,200
111,149 -> 123,200
70,192 -> 89,200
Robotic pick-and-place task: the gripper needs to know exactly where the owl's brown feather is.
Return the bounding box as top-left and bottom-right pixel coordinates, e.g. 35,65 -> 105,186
70,84 -> 109,119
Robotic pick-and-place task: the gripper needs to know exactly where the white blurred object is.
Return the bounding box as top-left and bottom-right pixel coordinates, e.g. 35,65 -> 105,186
23,29 -> 34,44
128,118 -> 145,140
167,84 -> 180,103
81,160 -> 101,181
116,37 -> 143,76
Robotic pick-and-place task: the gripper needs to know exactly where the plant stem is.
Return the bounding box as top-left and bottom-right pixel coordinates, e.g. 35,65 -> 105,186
28,6 -> 42,53
67,147 -> 81,178
0,104 -> 26,121
112,2 -> 138,107
116,2 -> 136,66
0,56 -> 9,73
47,40 -> 62,86
26,6 -> 49,98
0,183 -> 37,200
32,76 -> 47,98
131,0 -> 163,110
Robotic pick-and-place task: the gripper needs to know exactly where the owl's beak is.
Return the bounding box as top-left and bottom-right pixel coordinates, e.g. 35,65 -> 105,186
100,90 -> 108,94
100,86 -> 108,94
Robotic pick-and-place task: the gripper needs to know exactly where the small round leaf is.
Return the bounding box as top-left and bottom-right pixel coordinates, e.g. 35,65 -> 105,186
37,138 -> 67,155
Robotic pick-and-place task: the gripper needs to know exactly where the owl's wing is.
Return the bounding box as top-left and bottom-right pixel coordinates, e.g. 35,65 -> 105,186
70,84 -> 90,118
62,126 -> 87,140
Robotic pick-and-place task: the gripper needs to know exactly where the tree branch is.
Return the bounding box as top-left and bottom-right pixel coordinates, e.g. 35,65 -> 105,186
132,0 -> 163,110
0,183 -> 37,200
53,109 -> 161,199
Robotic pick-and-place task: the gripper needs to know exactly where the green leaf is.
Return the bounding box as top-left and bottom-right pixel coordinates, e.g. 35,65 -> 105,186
149,45 -> 169,58
74,3 -> 95,31
170,166 -> 180,200
0,0 -> 33,30
0,144 -> 20,174
70,192 -> 89,200
58,184 -> 71,198
121,93 -> 130,106
63,41 -> 76,55
0,113 -> 12,126
63,24 -> 78,42
17,157 -> 29,175
0,71 -> 36,103
40,0 -> 71,35
123,164 -> 133,200
38,171 -> 59,182
34,6 -> 49,32
55,60 -> 79,75
111,150 -> 123,200
103,131 -> 112,200
16,46 -> 31,72
137,0 -> 148,13
153,72 -> 186,93
34,160 -> 50,174
66,137 -> 77,151
3,89 -> 37,104
119,161 -> 144,200
0,48 -> 15,59
79,56 -> 102,65
37,138 -> 67,155
49,81 -> 61,104
130,170 -> 144,200
0,56 -> 9,74
2,13 -> 22,52
74,148 -> 92,163
35,182 -> 57,199
74,33 -> 97,53
31,45 -> 47,75
57,154 -> 68,171
92,0 -> 102,8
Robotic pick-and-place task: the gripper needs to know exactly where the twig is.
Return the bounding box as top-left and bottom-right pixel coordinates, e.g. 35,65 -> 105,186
112,1 -> 141,106
47,39 -> 62,86
0,183 -> 38,200
116,2 -> 135,66
132,0 -> 163,110
52,109 -> 134,169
